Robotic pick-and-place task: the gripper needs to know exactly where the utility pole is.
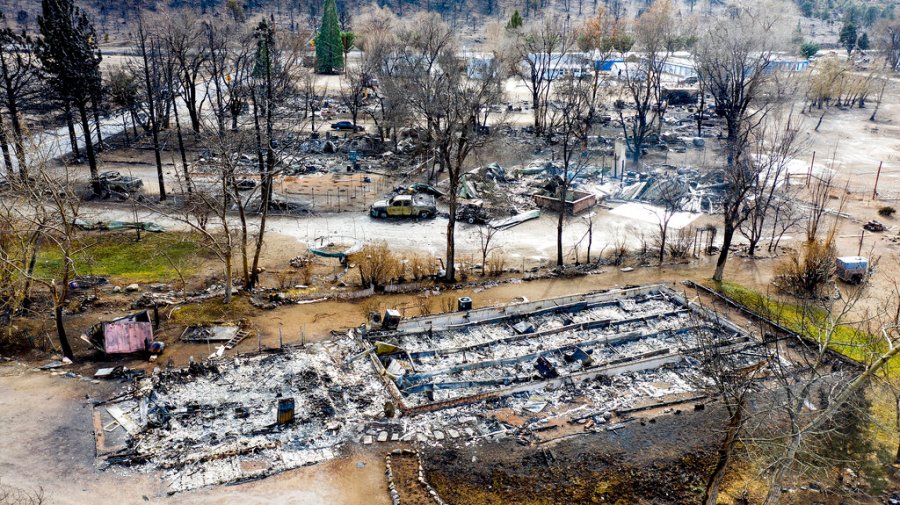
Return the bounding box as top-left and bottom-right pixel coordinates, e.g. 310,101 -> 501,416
806,151 -> 815,187
873,161 -> 883,200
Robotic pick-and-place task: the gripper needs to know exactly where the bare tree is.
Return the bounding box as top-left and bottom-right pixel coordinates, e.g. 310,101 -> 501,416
474,224 -> 502,273
695,4 -> 784,281
355,3 -> 405,144
874,16 -> 900,72
576,6 -> 628,122
0,151 -> 85,359
299,68 -> 325,134
739,114 -> 802,256
767,194 -> 803,253
339,65 -> 368,128
0,14 -> 40,179
617,0 -> 677,165
252,21 -> 305,289
654,180 -> 685,263
202,17 -> 235,139
804,168 -> 835,242
750,283 -> 900,504
159,13 -> 208,133
0,479 -> 46,505
686,305 -> 769,505
105,65 -> 140,144
547,74 -> 592,266
389,12 -> 505,281
874,280 -> 900,465
222,28 -> 254,132
160,133 -> 244,304
509,17 -> 574,136
132,18 -> 168,201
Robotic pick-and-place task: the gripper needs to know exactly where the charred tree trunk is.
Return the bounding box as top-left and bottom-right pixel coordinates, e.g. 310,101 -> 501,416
713,220 -> 734,282
223,250 -> 233,304
172,94 -> 191,193
0,53 -> 27,178
250,90 -> 266,204
895,393 -> 900,465
92,102 -> 104,150
444,148 -> 458,283
207,28 -> 227,139
0,108 -> 13,175
65,101 -> 80,159
445,193 -> 458,282
249,51 -> 276,290
139,31 -> 166,201
22,230 -> 43,304
697,94 -> 705,137
54,303 -> 73,360
557,179 -> 567,267
77,102 -> 100,194
703,398 -> 745,505
130,109 -> 139,138
121,112 -> 130,144
183,67 -> 201,133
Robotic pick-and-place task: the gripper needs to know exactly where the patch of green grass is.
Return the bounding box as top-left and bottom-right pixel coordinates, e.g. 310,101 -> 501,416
35,232 -> 213,284
705,280 -> 882,367
709,281 -> 900,494
170,297 -> 255,326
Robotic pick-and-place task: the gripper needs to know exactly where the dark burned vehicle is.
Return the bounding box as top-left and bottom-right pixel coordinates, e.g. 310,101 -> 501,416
456,200 -> 491,225
91,171 -> 143,199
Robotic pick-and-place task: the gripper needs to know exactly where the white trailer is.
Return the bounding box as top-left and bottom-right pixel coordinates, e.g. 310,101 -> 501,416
836,256 -> 869,284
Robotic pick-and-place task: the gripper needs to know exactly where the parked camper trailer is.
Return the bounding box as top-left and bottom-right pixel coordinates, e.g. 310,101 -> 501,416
836,256 -> 869,284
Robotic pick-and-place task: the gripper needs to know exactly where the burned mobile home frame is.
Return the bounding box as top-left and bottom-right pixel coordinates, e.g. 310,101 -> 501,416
96,285 -> 766,492
363,285 -> 756,414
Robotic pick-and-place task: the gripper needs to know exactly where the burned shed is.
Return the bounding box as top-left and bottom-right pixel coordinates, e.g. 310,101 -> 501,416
82,311 -> 154,354
533,189 -> 597,215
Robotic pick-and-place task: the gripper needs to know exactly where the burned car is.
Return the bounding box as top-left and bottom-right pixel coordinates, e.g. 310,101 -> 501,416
370,194 -> 436,219
91,171 -> 143,197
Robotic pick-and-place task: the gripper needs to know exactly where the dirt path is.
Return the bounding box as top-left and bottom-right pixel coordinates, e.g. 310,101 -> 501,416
390,452 -> 433,505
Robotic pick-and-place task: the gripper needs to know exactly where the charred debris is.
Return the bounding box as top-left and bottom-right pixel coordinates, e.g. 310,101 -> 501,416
95,284 -> 769,492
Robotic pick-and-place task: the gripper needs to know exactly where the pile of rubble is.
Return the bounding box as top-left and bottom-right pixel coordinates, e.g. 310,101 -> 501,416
615,166 -> 726,213
101,337 -> 386,492
447,161 -> 612,218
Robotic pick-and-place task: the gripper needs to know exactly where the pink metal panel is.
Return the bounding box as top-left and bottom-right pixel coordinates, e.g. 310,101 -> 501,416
102,321 -> 153,354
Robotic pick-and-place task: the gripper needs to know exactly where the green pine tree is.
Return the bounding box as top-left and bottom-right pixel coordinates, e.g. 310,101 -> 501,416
507,9 -> 523,30
253,20 -> 274,80
36,0 -> 103,187
340,31 -> 356,68
316,0 -> 343,74
838,21 -> 858,56
858,32 -> 869,50
800,41 -> 820,58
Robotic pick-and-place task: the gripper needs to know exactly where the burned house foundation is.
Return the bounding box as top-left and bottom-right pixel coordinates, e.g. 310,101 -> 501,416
365,285 -> 756,414
97,284 -> 763,493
